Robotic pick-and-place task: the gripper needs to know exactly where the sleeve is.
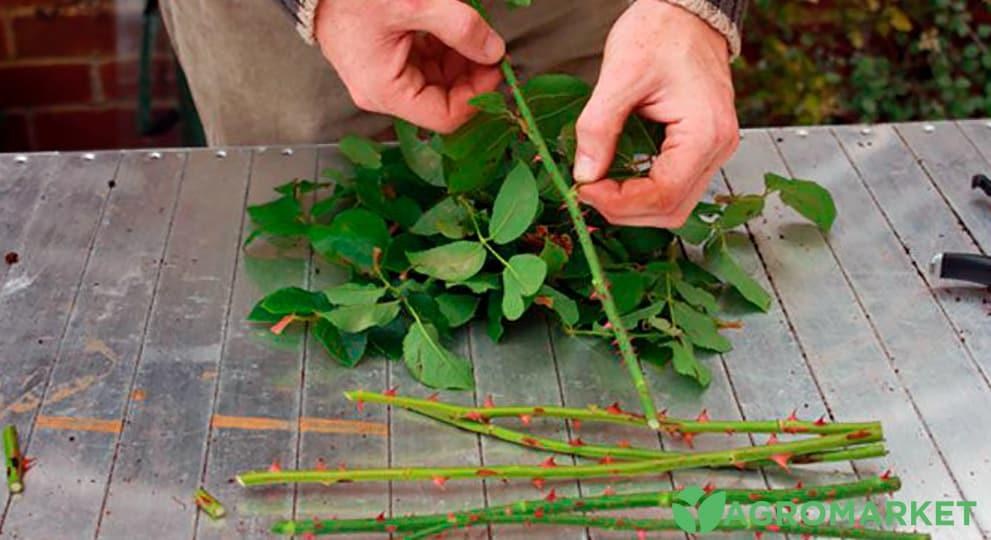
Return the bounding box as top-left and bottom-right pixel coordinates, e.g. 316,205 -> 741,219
273,0 -> 321,45
661,0 -> 746,59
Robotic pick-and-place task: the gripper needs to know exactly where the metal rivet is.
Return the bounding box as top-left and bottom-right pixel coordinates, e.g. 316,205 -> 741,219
985,121 -> 991,128
281,148 -> 294,156
923,124 -> 935,133
739,131 -> 745,140
860,127 -> 873,135
149,151 -> 163,160
83,153 -> 96,161
215,149 -> 227,158
797,129 -> 809,137
14,155 -> 28,163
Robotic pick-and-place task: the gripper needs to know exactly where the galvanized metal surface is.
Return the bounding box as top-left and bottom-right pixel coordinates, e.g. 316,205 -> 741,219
0,121 -> 989,539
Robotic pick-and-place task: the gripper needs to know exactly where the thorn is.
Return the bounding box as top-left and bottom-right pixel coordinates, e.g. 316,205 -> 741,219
732,461 -> 746,470
427,392 -> 440,402
268,459 -> 282,473
531,478 -> 545,491
314,457 -> 327,471
544,489 -> 557,502
754,533 -> 763,540
598,456 -> 615,465
703,482 -> 716,494
519,414 -> 532,426
602,321 -> 612,329
770,453 -> 793,472
302,533 -> 316,540
483,395 -> 495,408
813,415 -> 828,426
464,411 -> 485,422
571,419 -> 581,430
657,408 -> 668,420
558,202 -> 568,211
786,409 -> 799,422
446,512 -> 457,523
601,486 -> 616,496
696,409 -> 710,423
605,402 -> 624,415
532,154 -> 542,163
589,290 -> 599,300
504,507 -> 513,516
375,512 -> 386,522
794,480 -> 804,489
766,524 -> 781,532
568,437 -> 586,447
521,437 -> 541,447
880,469 -> 892,480
385,524 -> 397,534
766,433 -> 779,445
616,439 -> 631,448
636,530 -> 647,540
539,456 -> 558,468
533,507 -> 545,519
682,432 -> 695,448
22,456 -> 35,472
337,462 -> 348,472
383,386 -> 398,397
270,315 -> 294,335
432,476 -> 448,489
356,400 -> 364,413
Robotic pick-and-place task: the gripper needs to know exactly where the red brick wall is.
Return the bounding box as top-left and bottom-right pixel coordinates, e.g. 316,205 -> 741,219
0,0 -> 182,152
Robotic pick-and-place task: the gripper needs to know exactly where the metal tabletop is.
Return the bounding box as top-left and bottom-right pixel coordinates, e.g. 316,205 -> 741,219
1,120 -> 990,540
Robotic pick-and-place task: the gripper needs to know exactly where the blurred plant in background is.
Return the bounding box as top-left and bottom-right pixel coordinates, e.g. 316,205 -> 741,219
734,0 -> 991,126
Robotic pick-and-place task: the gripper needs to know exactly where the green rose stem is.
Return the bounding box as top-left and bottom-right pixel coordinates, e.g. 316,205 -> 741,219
193,487 -> 226,519
351,391 -> 886,466
464,0 -> 661,428
3,424 -> 24,494
270,475 -> 902,536
345,390 -> 880,436
236,427 -> 882,487
406,513 -> 930,540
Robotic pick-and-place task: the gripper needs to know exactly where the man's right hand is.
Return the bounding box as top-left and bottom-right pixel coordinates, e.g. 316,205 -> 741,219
315,0 -> 506,133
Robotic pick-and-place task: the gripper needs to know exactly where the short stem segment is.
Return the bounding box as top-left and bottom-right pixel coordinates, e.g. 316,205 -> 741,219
3,424 -> 24,494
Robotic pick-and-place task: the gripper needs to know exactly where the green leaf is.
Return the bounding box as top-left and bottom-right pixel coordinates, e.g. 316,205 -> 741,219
339,134 -> 383,169
382,233 -> 428,273
309,209 -> 390,271
448,273 -> 500,294
313,318 -> 367,368
620,302 -> 665,330
254,287 -> 332,316
673,279 -> 719,314
436,293 -> 480,328
442,112 -> 515,193
764,173 -> 837,232
607,271 -> 646,314
325,301 -> 401,333
670,338 -> 712,387
504,0 -> 531,6
411,197 -> 470,239
486,290 -> 505,342
246,195 -> 307,241
522,74 -> 591,140
367,317 -> 407,359
247,303 -> 284,324
501,254 -> 547,321
408,241 -> 487,282
539,238 -> 569,276
672,211 -> 714,245
648,316 -> 683,338
323,283 -> 386,306
395,119 -> 444,187
670,300 -> 732,353
403,322 -> 474,390
617,227 -> 672,259
536,285 -> 579,326
638,340 -> 672,368
469,92 -> 509,114
719,194 -> 765,229
489,161 -> 540,244
704,237 -> 772,312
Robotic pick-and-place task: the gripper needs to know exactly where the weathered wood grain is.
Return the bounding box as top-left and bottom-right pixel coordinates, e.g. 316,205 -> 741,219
757,127 -> 985,538
2,150 -> 185,538
957,120 -> 991,166
0,155 -> 60,286
0,152 -> 118,532
195,147 -> 317,540
293,147 -> 389,535
96,149 -> 250,540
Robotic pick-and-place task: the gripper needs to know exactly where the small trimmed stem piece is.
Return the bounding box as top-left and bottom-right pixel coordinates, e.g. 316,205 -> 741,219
237,427 -> 881,487
3,424 -> 24,494
194,487 -> 226,519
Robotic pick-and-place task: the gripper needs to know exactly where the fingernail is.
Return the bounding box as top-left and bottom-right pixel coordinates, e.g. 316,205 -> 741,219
483,33 -> 504,61
573,153 -> 596,183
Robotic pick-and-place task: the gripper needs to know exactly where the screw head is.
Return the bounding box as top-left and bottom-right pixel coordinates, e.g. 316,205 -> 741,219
797,129 -> 809,137
215,149 -> 227,158
860,127 -> 873,135
923,124 -> 935,133
149,151 -> 163,160
83,153 -> 96,161
985,121 -> 991,128
281,148 -> 294,156
14,155 -> 28,163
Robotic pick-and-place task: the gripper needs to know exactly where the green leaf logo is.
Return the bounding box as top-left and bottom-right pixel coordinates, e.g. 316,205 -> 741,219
672,485 -> 726,533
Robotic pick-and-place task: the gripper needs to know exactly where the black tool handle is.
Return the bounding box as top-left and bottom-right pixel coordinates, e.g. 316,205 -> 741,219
932,252 -> 991,286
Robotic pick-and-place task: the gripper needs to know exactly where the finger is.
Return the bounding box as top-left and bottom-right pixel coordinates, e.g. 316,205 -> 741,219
387,62 -> 501,133
408,0 -> 505,65
572,68 -> 641,184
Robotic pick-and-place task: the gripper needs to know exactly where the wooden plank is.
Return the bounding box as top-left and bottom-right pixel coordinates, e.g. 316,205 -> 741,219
0,155 -> 60,286
2,151 -> 185,538
956,119 -> 991,174
294,147 -> 390,533
834,124 -> 991,392
751,127 -> 985,538
195,147 -> 317,540
470,317 -> 580,540
0,152 -> 117,530
97,148 -> 251,539
896,121 -> 991,251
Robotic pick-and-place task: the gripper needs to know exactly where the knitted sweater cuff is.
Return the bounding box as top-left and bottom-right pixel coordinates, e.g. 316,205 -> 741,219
661,0 -> 746,59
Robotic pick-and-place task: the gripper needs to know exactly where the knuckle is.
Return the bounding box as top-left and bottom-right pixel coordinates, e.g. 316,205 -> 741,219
449,9 -> 483,44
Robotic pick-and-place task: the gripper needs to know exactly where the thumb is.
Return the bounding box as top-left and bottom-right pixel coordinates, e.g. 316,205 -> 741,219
573,75 -> 638,184
409,0 -> 505,65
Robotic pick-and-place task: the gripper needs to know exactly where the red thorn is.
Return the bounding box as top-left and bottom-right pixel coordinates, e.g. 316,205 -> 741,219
476,469 -> 498,477
795,480 -> 804,489
534,507 -> 545,518
432,476 -> 448,489
521,437 -> 541,447
770,453 -> 793,472
532,154 -> 542,163
483,395 -> 495,409
383,386 -> 398,397
268,459 -> 282,473
703,482 -> 716,494
544,489 -> 557,502
696,409 -> 710,423
571,419 -> 582,430
302,533 -> 316,540
270,315 -> 294,335
531,478 -> 545,491
314,457 -> 327,471
568,437 -> 586,447
657,408 -> 668,420
558,202 -> 568,211
356,400 -> 364,413
754,533 -> 763,540
880,469 -> 893,480
767,524 -> 781,532
636,530 -> 647,540
598,456 -> 615,465
602,321 -> 612,329
682,432 -> 695,449
814,415 -> 828,426
504,507 -> 513,516
605,402 -> 624,415
386,525 -> 398,533
22,456 -> 34,472
766,433 -> 779,446
464,411 -> 485,422
375,512 -> 386,522
786,409 -> 799,422
519,414 -> 532,426
601,486 -> 616,496
732,461 -> 746,470
539,456 -> 558,468
616,439 -> 631,448
426,392 -> 440,402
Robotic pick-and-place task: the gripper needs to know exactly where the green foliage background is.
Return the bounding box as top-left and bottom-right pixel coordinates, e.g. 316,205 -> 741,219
735,0 -> 991,126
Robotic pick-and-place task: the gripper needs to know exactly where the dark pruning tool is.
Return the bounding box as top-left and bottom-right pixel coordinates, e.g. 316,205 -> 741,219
3,424 -> 24,494
929,174 -> 991,286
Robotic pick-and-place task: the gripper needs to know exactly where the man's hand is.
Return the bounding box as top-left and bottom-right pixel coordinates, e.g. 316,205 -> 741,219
573,0 -> 739,228
314,0 -> 506,133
